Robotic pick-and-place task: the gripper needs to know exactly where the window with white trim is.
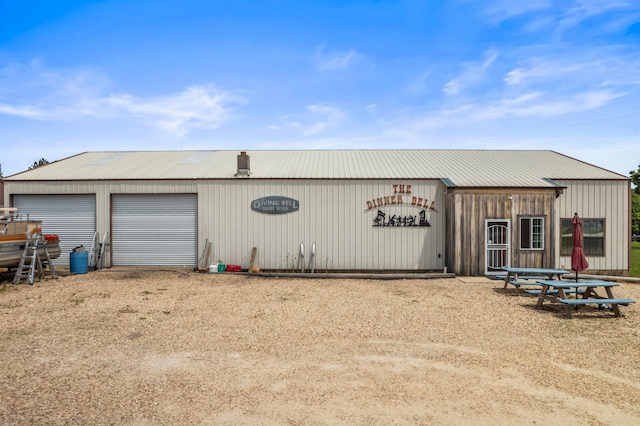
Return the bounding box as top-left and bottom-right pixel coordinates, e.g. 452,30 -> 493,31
520,217 -> 544,250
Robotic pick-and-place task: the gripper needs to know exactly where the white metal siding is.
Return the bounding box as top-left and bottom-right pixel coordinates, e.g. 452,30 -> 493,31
13,194 -> 96,266
555,180 -> 629,271
6,173 -> 628,274
112,194 -> 197,267
198,180 -> 445,271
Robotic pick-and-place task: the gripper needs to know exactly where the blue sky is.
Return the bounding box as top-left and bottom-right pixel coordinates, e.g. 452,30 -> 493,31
1,0 -> 639,177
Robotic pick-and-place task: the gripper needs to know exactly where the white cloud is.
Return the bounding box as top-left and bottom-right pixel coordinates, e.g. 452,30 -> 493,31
0,104 -> 47,118
504,59 -> 584,86
483,0 -> 552,23
103,86 -> 246,136
284,103 -> 347,135
365,104 -> 378,114
315,47 -> 362,71
504,52 -> 640,89
393,89 -> 625,132
478,90 -> 624,119
390,46 -> 640,149
483,0 -> 639,35
599,11 -> 640,33
0,62 -> 246,136
558,0 -> 635,31
443,52 -> 498,95
502,92 -> 543,105
407,67 -> 434,94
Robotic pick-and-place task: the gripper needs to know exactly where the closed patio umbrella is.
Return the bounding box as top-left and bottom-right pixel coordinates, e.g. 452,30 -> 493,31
571,213 -> 589,282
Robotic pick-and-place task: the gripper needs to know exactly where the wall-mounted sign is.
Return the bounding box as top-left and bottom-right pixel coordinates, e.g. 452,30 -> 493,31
373,209 -> 431,227
364,183 -> 437,211
365,184 -> 436,228
251,196 -> 299,214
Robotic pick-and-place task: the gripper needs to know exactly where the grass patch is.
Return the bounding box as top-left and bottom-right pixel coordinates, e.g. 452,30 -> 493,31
631,241 -> 640,278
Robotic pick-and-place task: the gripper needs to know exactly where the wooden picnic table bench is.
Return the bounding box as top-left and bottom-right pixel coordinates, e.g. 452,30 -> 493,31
502,267 -> 570,290
524,288 -> 586,296
558,298 -> 635,307
534,279 -> 636,318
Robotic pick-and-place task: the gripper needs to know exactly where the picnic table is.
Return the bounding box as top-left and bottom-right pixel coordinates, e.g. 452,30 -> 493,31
533,279 -> 636,318
502,267 -> 570,290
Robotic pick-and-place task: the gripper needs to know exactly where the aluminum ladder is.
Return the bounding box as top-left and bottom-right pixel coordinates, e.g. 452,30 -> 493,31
12,233 -> 58,285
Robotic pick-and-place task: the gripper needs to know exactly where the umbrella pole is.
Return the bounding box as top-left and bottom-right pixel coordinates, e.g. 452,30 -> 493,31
574,271 -> 579,308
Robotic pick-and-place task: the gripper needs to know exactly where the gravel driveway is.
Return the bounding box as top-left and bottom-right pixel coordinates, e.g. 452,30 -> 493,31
1,269 -> 639,425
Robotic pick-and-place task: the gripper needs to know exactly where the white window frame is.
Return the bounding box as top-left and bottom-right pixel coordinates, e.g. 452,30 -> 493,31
520,216 -> 544,250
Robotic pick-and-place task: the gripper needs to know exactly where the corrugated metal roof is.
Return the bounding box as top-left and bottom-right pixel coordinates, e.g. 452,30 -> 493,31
5,150 -> 628,187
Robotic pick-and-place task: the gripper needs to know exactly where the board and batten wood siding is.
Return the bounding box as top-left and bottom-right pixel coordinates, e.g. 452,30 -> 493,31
446,189 -> 557,276
555,179 -> 630,273
198,179 -> 445,271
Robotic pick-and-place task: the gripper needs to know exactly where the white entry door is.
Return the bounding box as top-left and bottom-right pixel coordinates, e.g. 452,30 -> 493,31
485,219 -> 510,275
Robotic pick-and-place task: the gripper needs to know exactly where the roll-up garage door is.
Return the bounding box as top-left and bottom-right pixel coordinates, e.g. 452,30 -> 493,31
112,194 -> 197,267
13,194 -> 96,266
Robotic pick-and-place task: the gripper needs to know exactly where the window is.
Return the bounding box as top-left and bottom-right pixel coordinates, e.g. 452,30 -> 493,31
561,218 -> 605,256
520,217 -> 544,250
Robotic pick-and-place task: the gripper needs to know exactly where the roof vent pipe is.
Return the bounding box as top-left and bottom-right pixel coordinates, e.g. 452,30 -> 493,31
235,151 -> 251,177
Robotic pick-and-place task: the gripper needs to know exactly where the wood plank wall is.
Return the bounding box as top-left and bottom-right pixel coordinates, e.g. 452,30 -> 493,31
445,189 -> 557,276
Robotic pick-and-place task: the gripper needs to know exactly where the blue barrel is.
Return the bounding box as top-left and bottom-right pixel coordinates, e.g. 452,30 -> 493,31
70,251 -> 89,274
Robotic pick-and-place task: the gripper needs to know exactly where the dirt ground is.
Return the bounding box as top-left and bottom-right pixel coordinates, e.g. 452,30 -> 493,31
1,269 -> 639,425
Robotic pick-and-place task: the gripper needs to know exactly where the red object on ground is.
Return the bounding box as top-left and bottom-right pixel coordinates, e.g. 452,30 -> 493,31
225,264 -> 241,272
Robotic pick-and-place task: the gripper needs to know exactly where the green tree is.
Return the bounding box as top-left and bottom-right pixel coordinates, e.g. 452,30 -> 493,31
631,164 -> 640,235
28,158 -> 50,170
633,194 -> 640,236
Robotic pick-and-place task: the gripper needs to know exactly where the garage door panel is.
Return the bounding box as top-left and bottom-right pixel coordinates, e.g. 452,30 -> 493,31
13,195 -> 96,266
112,194 -> 197,267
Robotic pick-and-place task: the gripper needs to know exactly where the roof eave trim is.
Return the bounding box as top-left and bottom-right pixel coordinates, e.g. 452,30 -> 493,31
542,178 -> 567,188
440,178 -> 456,187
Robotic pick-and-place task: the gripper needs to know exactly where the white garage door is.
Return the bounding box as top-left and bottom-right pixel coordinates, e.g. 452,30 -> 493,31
13,195 -> 96,266
112,194 -> 197,267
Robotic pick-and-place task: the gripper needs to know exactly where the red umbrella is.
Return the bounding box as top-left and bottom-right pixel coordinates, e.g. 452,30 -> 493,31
571,213 -> 589,282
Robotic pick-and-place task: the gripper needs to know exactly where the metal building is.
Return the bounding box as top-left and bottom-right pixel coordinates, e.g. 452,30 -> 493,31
2,150 -> 631,276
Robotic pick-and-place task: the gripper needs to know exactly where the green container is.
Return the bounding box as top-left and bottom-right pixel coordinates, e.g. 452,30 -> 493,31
217,263 -> 226,272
